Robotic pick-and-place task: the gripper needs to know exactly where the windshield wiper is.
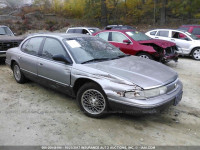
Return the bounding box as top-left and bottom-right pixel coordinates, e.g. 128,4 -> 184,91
110,54 -> 131,60
0,34 -> 6,35
81,58 -> 111,64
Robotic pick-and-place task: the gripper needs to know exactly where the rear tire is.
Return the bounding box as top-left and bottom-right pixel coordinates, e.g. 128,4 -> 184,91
137,52 -> 153,60
191,48 -> 200,60
77,82 -> 108,118
12,62 -> 26,83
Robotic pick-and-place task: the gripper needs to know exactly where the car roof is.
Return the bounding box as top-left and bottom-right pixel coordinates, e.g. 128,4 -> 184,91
100,29 -> 136,33
180,25 -> 200,27
68,27 -> 100,30
0,25 -> 9,28
148,29 -> 187,32
28,33 -> 92,40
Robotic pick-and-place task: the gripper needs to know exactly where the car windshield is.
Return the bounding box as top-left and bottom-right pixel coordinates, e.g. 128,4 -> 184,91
126,31 -> 151,41
64,37 -> 128,64
0,27 -> 14,36
185,32 -> 199,40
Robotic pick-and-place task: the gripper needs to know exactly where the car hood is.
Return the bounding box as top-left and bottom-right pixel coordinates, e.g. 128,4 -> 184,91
138,39 -> 175,48
0,35 -> 24,41
85,56 -> 178,89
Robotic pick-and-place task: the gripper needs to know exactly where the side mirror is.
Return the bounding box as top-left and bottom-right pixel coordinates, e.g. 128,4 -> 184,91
123,39 -> 131,45
52,54 -> 72,64
14,33 -> 17,36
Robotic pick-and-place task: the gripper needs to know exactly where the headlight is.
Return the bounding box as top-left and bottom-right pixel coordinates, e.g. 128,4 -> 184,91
123,86 -> 167,100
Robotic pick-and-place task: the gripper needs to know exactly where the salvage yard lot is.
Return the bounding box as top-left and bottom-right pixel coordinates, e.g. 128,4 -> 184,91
0,58 -> 200,145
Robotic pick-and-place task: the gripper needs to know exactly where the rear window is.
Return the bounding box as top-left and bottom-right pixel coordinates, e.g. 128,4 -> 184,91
156,31 -> 169,37
192,28 -> 200,35
67,29 -> 74,33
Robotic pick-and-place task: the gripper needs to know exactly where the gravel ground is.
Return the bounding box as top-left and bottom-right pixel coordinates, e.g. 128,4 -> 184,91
0,57 -> 199,146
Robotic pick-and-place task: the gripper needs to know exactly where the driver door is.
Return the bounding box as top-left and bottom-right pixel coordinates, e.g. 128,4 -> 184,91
170,31 -> 193,55
37,37 -> 72,94
109,32 -> 134,55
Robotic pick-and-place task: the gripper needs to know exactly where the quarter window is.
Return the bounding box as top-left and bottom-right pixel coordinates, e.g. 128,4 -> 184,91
42,38 -> 67,60
96,32 -> 109,41
192,28 -> 200,35
111,32 -> 127,43
156,31 -> 169,37
150,31 -> 157,35
21,37 -> 43,55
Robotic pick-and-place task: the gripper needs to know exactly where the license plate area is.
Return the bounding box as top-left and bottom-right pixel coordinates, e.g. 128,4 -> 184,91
174,91 -> 183,106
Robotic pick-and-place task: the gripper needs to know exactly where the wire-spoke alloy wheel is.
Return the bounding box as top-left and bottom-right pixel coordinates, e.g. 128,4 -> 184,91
81,89 -> 106,115
12,63 -> 26,83
14,65 -> 21,82
137,53 -> 153,60
77,82 -> 108,118
139,55 -> 150,59
192,48 -> 200,60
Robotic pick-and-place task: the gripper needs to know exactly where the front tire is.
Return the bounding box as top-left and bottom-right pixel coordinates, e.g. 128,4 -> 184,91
191,48 -> 200,60
77,82 -> 108,118
13,62 -> 26,83
137,52 -> 153,59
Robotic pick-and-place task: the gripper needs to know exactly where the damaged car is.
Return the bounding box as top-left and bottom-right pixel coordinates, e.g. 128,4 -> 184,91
94,30 -> 179,63
6,33 -> 183,118
0,25 -> 24,60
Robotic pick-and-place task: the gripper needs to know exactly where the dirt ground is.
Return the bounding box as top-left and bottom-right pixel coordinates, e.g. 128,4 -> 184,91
0,57 -> 199,146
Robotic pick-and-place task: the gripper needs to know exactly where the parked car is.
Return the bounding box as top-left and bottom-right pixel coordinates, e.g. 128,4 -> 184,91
179,25 -> 200,38
6,33 -> 183,118
0,25 -> 24,60
105,25 -> 135,30
94,29 -> 179,63
146,29 -> 200,60
66,27 -> 100,35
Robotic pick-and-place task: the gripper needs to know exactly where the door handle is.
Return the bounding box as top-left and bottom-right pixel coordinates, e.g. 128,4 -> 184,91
171,39 -> 175,41
155,37 -> 159,39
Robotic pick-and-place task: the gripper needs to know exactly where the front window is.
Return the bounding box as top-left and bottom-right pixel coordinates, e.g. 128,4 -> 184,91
126,31 -> 151,41
64,37 -> 127,64
0,27 -> 14,36
42,38 -> 67,60
111,32 -> 127,43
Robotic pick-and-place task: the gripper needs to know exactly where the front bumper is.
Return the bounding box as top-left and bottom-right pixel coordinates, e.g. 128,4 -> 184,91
162,53 -> 179,63
107,81 -> 183,114
0,51 -> 6,58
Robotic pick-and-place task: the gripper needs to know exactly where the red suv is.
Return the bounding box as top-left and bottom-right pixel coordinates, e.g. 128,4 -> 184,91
179,25 -> 200,38
93,30 -> 178,63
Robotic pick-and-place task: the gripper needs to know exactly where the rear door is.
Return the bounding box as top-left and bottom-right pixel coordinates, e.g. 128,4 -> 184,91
20,37 -> 44,80
37,37 -> 72,93
155,30 -> 170,41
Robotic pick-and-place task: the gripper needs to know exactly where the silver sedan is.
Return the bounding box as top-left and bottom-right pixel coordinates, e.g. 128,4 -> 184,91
6,33 -> 183,118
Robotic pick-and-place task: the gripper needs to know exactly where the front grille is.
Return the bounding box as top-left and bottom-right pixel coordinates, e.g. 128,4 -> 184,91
0,41 -> 20,51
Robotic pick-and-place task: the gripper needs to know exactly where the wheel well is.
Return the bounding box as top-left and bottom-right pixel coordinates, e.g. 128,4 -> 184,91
73,78 -> 102,96
11,60 -> 17,70
136,51 -> 151,56
190,47 -> 200,55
